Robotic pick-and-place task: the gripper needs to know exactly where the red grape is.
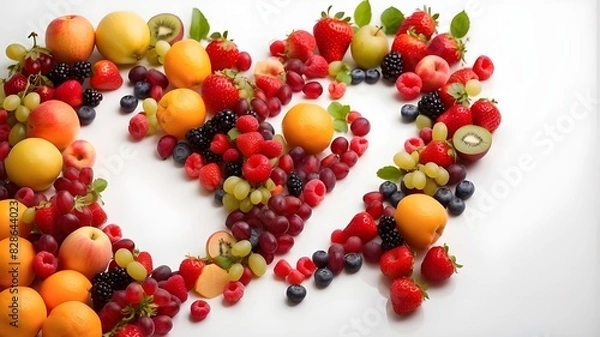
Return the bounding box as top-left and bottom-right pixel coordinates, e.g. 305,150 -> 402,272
269,167 -> 287,186
362,241 -> 383,263
233,98 -> 251,116
270,40 -> 285,56
112,238 -> 135,253
275,234 -> 294,254
258,231 -> 278,254
257,209 -> 276,228
157,299 -> 181,318
330,162 -> 350,180
231,221 -> 251,240
350,117 -> 371,136
285,59 -> 305,75
296,203 -> 312,221
286,214 -> 304,236
152,315 -> 173,335
38,53 -> 55,74
298,154 -> 320,175
145,69 -> 169,89
265,215 -> 289,236
288,146 -> 306,166
125,282 -> 144,305
318,168 -> 337,192
33,234 -> 59,254
142,277 -> 159,296
285,71 -> 305,92
225,210 -> 245,229
340,150 -> 359,168
128,65 -> 147,84
276,84 -> 293,105
78,167 -> 94,185
330,137 -> 349,155
251,98 -> 269,122
152,289 -> 171,307
150,265 -> 172,282
136,316 -> 155,337
63,167 -> 80,181
267,97 -> 282,117
23,58 -> 41,75
236,52 -> 252,71
302,81 -> 323,99
56,213 -> 80,234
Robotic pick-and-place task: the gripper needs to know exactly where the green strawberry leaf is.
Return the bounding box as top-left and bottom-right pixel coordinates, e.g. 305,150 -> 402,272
381,6 -> 404,35
190,8 -> 210,41
336,71 -> 352,85
377,166 -> 402,181
450,10 -> 470,38
327,101 -> 351,120
334,11 -> 346,19
333,119 -> 349,133
354,0 -> 372,27
92,178 -> 108,193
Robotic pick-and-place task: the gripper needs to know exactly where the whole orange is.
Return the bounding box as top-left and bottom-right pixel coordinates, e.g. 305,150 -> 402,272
39,270 -> 92,313
41,301 -> 102,337
156,88 -> 207,139
0,286 -> 47,337
26,99 -> 80,150
281,103 -> 334,154
163,39 -> 212,89
0,199 -> 30,240
0,236 -> 35,287
394,194 -> 448,250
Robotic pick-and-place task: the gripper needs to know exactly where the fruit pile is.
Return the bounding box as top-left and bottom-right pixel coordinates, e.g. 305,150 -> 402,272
0,1 -> 503,336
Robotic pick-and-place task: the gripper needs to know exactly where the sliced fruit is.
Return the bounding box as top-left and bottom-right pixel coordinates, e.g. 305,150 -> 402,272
147,13 -> 184,46
205,230 -> 236,260
194,263 -> 230,298
452,125 -> 492,163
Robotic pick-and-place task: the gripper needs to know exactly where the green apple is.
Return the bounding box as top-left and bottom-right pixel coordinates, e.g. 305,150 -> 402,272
351,25 -> 389,69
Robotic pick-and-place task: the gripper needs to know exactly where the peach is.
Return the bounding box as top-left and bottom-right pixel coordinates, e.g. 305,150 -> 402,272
58,227 -> 113,279
194,263 -> 230,299
27,100 -> 80,151
62,139 -> 96,170
414,55 -> 451,93
45,15 -> 95,65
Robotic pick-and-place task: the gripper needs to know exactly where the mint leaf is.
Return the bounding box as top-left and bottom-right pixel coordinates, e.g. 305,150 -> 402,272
354,0 -> 372,27
381,7 -> 404,35
327,102 -> 344,119
377,166 -> 402,181
92,178 -> 108,193
450,11 -> 470,38
333,119 -> 349,133
190,8 -> 210,41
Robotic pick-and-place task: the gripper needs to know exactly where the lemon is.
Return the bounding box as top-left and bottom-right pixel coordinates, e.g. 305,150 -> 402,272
5,137 -> 63,192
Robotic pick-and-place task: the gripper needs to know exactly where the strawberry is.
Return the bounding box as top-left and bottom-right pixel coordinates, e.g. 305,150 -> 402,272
3,73 -> 28,96
313,6 -> 354,63
161,274 -> 188,302
439,82 -> 469,109
285,30 -> 316,62
255,75 -> 284,98
89,60 -> 123,91
179,256 -> 206,290
205,31 -> 240,72
391,32 -> 428,72
209,133 -> 231,155
420,244 -> 462,282
235,115 -> 259,133
135,251 -> 153,275
303,54 -> 329,79
201,71 -> 252,114
259,139 -> 283,158
436,105 -> 473,138
419,140 -> 456,168
471,98 -> 501,133
426,33 -> 465,66
447,67 -> 479,85
89,202 -> 108,227
379,245 -> 415,279
198,162 -> 222,192
396,6 -> 438,40
115,324 -> 144,337
34,204 -> 58,235
35,85 -> 55,102
54,79 -> 83,108
339,211 -> 378,243
389,277 -> 428,315
235,131 -> 264,157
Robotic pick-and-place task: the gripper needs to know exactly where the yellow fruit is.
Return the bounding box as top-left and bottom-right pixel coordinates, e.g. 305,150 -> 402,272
39,270 -> 92,313
281,103 -> 334,154
41,301 -> 101,337
4,138 -> 63,192
0,287 -> 47,337
95,11 -> 150,65
156,88 -> 207,139
0,199 -> 30,240
0,237 -> 35,288
163,39 -> 212,89
394,194 -> 448,250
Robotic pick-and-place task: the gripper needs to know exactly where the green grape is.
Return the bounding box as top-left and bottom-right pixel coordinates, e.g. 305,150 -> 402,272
328,60 -> 344,77
222,193 -> 241,211
146,48 -> 160,66
142,98 -> 158,116
5,43 -> 27,61
223,176 -> 242,194
411,170 -> 427,190
424,162 -> 440,178
423,178 -> 438,196
15,105 -> 30,123
259,187 -> 271,204
247,253 -> 267,277
415,114 -> 432,130
155,40 -> 171,57
249,189 -> 263,205
402,172 -> 415,190
3,94 -> 21,111
22,207 -> 36,224
147,114 -> 159,135
465,79 -> 482,97
8,123 -> 26,146
432,122 -> 448,141
410,150 -> 420,164
239,197 -> 253,213
393,151 -> 416,171
434,167 -> 450,186
264,178 -> 275,191
233,180 -> 251,200
114,248 -> 134,268
231,240 -> 252,257
127,261 -> 148,281
228,263 -> 244,281
157,55 -> 165,65
23,92 -> 41,110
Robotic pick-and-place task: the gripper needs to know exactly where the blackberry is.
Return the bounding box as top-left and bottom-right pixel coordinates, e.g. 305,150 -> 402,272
82,88 -> 103,107
380,52 -> 403,83
224,161 -> 242,178
90,267 -> 132,311
201,149 -> 222,164
213,109 -> 238,133
286,172 -> 303,197
186,119 -> 219,151
109,267 -> 132,290
378,215 -> 403,251
417,90 -> 445,121
90,280 -> 113,311
47,63 -> 71,86
70,61 -> 92,83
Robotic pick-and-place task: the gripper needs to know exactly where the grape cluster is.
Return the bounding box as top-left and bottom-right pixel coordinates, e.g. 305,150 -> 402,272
2,91 -> 42,145
222,176 -> 274,213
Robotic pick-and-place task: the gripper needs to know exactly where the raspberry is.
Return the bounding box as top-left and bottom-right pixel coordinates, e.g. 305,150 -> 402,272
285,269 -> 305,284
235,131 -> 264,157
222,148 -> 240,163
303,55 -> 329,79
198,163 -> 222,192
222,281 -> 244,304
259,139 -> 283,158
209,133 -> 231,155
157,135 -> 178,160
404,137 -> 425,154
128,113 -> 150,140
32,251 -> 58,279
184,153 -> 204,179
179,257 -> 205,290
242,153 -> 271,184
350,137 -> 368,156
302,179 -> 326,207
273,259 -> 293,279
190,300 -> 211,321
328,81 -> 347,100
102,224 -> 123,244
395,72 -> 423,100
89,202 -> 107,227
161,274 -> 188,302
296,257 -> 317,278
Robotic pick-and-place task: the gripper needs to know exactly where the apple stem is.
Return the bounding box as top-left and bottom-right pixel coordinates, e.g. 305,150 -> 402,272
375,26 -> 383,35
28,32 -> 38,47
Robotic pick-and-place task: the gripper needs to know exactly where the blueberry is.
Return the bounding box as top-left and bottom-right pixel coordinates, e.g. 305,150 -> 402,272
76,106 -> 96,125
350,68 -> 366,85
378,181 -> 398,199
286,284 -> 307,304
448,197 -> 466,215
214,188 -> 225,205
343,253 -> 363,274
248,229 -> 259,250
314,267 -> 334,288
455,180 -> 475,200
171,142 -> 192,164
388,190 -> 406,207
119,95 -> 138,113
433,187 -> 453,208
311,250 -> 329,268
134,81 -> 151,99
400,104 -> 419,122
364,68 -> 380,84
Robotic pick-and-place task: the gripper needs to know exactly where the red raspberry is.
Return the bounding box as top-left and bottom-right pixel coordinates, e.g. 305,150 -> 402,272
259,140 -> 283,158
235,115 -> 259,133
32,251 -> 58,279
222,281 -> 245,304
184,153 -> 204,179
472,55 -> 494,80
222,148 -> 240,163
404,137 -> 425,153
198,163 -> 222,192
395,72 -> 423,100
128,113 -> 150,140
303,55 -> 329,79
302,179 -> 326,207
242,153 -> 271,184
350,137 -> 368,156
179,257 -> 205,290
102,224 -> 122,244
295,257 -> 316,278
273,259 -> 293,279
235,131 -> 264,157
328,81 -> 347,100
89,202 -> 107,227
161,274 -> 188,303
285,269 -> 305,284
190,300 -> 211,321
209,133 -> 231,155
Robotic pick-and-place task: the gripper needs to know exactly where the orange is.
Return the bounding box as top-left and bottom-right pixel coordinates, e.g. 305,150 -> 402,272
0,199 -> 30,240
41,301 -> 102,337
39,270 -> 92,313
394,194 -> 448,250
0,237 -> 35,288
4,137 -> 63,192
281,103 -> 335,154
0,286 -> 47,337
156,88 -> 207,139
163,39 -> 212,89
26,100 -> 80,151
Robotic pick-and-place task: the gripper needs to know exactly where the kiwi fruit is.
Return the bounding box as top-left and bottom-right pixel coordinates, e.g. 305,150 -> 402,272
452,125 -> 492,163
147,13 -> 184,46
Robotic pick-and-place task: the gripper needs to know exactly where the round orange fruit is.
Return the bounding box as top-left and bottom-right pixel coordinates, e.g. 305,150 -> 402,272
39,270 -> 92,313
163,39 -> 211,89
394,193 -> 448,250
4,137 -> 63,192
0,286 -> 47,337
0,199 -> 30,240
156,88 -> 207,139
281,103 -> 334,154
41,301 -> 102,337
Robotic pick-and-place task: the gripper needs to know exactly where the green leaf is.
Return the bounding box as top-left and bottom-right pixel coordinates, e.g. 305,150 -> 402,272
380,7 -> 404,35
353,0 -> 372,27
336,71 -> 352,85
450,10 -> 470,38
327,102 -> 344,119
92,178 -> 108,193
190,8 -> 210,41
333,119 -> 349,133
377,166 -> 402,181
227,127 -> 240,140
334,11 -> 345,19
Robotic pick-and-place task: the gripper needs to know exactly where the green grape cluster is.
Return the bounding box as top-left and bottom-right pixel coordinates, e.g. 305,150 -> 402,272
222,176 -> 274,212
3,91 -> 41,145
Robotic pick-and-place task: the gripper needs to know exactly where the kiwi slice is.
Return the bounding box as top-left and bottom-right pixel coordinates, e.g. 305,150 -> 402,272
147,13 -> 184,46
452,125 -> 492,163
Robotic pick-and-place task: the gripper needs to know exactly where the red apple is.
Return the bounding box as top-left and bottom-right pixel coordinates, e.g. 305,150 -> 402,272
45,15 -> 95,64
62,139 -> 96,170
414,55 -> 451,93
58,227 -> 113,279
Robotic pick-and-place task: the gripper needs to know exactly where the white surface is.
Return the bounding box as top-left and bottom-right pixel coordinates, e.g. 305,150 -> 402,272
3,1 -> 599,336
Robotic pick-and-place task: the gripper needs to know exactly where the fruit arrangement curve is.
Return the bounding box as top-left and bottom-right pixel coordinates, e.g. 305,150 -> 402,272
0,2 -> 502,336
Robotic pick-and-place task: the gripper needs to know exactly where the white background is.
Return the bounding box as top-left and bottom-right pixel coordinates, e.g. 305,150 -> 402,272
2,1 -> 599,336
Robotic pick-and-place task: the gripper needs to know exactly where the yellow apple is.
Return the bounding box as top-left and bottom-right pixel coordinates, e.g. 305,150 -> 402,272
95,11 -> 150,65
351,25 -> 389,69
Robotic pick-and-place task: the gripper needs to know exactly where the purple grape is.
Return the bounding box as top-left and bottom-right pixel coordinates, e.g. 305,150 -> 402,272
286,214 -> 305,236
265,215 -> 289,236
234,98 -> 251,116
327,250 -> 345,275
318,168 -> 337,192
447,164 -> 467,185
258,231 -> 278,253
231,221 -> 251,240
251,98 -> 269,121
225,210 -> 245,229
269,167 -> 287,186
288,146 -> 306,166
296,203 -> 312,221
257,208 -> 276,228
284,59 -> 305,75
150,265 -> 173,282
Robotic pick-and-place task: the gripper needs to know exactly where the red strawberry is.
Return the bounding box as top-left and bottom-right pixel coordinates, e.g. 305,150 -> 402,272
179,256 -> 206,290
313,6 -> 354,63
379,245 -> 415,279
3,73 -> 28,96
471,98 -> 501,133
89,202 -> 108,227
115,324 -> 144,337
161,274 -> 188,302
303,54 -> 329,79
426,33 -> 465,66
34,204 -> 58,235
135,251 -> 153,275
420,244 -> 462,282
439,82 -> 469,109
391,32 -> 428,72
339,211 -> 378,243
198,162 -> 222,192
235,115 -> 259,133
201,71 -> 251,114
436,105 -> 473,138
447,67 -> 479,85
285,30 -> 316,62
54,79 -> 83,108
259,139 -> 283,158
209,133 -> 231,155
419,140 -> 455,168
396,6 -> 438,40
35,85 -> 55,102
205,31 -> 240,72
255,75 -> 284,98
89,60 -> 123,91
235,131 -> 264,157
389,277 -> 428,315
